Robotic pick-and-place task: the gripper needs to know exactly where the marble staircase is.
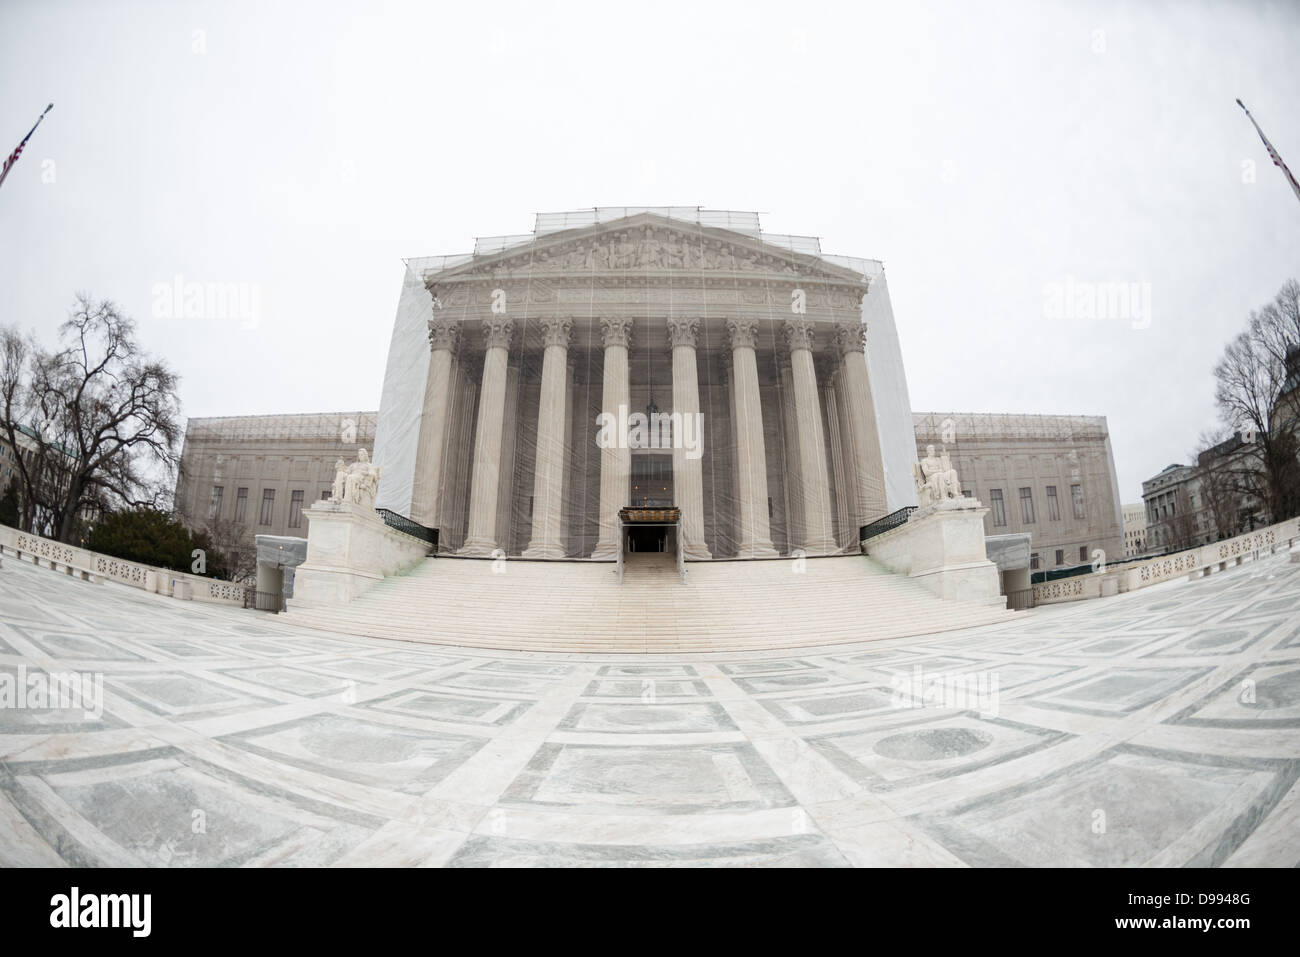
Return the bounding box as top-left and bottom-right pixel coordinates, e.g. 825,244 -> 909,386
283,553 -> 1019,653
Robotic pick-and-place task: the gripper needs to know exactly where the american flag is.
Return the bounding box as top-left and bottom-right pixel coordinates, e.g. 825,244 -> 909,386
1238,99 -> 1300,205
0,103 -> 54,191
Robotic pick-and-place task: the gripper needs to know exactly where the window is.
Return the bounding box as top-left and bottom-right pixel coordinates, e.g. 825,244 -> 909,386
259,488 -> 276,526
321,490 -> 331,503
234,487 -> 248,523
1071,484 -> 1085,520
1019,487 -> 1035,524
1030,552 -> 1040,570
1080,545 -> 1088,563
1046,485 -> 1060,521
990,489 -> 1006,527
208,485 -> 224,520
1055,548 -> 1064,566
288,490 -> 305,528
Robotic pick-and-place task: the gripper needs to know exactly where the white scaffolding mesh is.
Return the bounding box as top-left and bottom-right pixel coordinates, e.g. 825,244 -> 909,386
373,209 -> 919,551
913,412 -> 1111,444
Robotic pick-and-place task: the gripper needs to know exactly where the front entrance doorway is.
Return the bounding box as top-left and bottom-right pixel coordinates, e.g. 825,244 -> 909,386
627,524 -> 667,552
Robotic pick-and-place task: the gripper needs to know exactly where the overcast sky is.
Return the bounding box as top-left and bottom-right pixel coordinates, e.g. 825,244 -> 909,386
2,0 -> 1297,503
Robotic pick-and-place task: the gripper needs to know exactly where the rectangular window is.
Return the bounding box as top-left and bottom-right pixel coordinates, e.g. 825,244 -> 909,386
288,490 -> 305,528
1055,548 -> 1064,566
208,485 -> 224,520
1080,545 -> 1088,563
1019,487 -> 1035,524
259,488 -> 275,526
1071,484 -> 1085,520
234,487 -> 248,523
321,490 -> 330,504
1030,552 -> 1040,570
990,489 -> 1006,527
1046,485 -> 1060,521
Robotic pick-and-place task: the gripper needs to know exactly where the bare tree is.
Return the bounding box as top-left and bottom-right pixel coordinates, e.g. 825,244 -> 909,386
0,295 -> 183,543
203,517 -> 257,583
1194,429 -> 1245,541
1213,279 -> 1300,525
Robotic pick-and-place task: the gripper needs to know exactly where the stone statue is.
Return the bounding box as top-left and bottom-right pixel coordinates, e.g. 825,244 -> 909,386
339,448 -> 383,509
914,444 -> 963,508
330,458 -> 347,502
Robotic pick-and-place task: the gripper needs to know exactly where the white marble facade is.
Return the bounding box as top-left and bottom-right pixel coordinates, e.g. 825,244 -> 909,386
375,211 -> 908,560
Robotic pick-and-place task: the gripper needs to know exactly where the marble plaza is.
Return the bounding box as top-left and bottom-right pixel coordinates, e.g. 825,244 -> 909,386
2,548 -> 1299,867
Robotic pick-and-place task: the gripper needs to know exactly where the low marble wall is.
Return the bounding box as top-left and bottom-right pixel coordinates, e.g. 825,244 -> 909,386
0,525 -> 245,606
1031,516 -> 1300,606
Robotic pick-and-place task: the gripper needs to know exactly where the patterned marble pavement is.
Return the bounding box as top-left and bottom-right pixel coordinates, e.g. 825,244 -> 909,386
2,549 -> 1299,867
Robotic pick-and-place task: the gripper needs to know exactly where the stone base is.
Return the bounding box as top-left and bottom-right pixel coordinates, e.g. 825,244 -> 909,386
522,542 -> 566,560
458,539 -> 502,558
683,542 -> 712,561
864,502 -> 1002,603
293,501 -> 430,605
590,540 -> 619,562
736,538 -> 779,559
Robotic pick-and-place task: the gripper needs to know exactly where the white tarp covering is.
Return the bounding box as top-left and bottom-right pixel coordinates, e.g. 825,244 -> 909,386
373,210 -> 919,551
859,268 -> 920,512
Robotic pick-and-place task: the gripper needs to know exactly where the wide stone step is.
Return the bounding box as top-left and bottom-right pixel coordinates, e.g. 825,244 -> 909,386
283,554 -> 1018,652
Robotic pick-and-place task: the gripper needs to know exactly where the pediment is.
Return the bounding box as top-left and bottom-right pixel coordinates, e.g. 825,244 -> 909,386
422,212 -> 868,288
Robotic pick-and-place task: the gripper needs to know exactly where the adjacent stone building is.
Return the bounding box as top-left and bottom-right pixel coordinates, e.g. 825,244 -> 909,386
913,412 -> 1124,572
1141,431 -> 1269,554
174,412 -> 377,571
1122,503 -> 1148,557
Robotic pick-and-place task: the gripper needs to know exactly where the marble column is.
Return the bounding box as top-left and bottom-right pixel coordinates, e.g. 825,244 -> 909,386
410,318 -> 459,528
561,356 -> 577,557
667,318 -> 711,560
494,365 -> 521,549
835,322 -> 887,523
783,320 -> 837,554
720,351 -> 742,556
460,318 -> 513,556
776,355 -> 804,555
524,318 -> 572,559
591,317 -> 633,560
829,365 -> 857,549
725,319 -> 777,558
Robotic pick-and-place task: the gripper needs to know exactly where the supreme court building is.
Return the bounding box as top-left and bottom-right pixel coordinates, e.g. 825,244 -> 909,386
371,208 -> 918,561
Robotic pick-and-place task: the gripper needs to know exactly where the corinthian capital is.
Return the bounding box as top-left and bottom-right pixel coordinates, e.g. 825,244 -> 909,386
427,318 -> 461,354
833,322 -> 867,356
600,317 -> 634,349
782,319 -> 816,353
482,316 -> 514,351
666,317 -> 700,350
725,318 -> 760,350
539,317 -> 572,349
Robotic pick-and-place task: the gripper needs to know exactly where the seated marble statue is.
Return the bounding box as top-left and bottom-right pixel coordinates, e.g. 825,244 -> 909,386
914,444 -> 964,508
334,449 -> 383,509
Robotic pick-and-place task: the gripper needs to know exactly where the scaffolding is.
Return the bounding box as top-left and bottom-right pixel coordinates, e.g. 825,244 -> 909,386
407,208 -> 884,283
183,411 -> 379,445
913,412 -> 1110,444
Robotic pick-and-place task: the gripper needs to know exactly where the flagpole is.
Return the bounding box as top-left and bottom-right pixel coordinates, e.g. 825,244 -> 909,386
1237,98 -> 1300,205
0,102 -> 54,191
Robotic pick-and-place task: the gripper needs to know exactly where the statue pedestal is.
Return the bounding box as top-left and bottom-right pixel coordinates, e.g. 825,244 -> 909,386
293,501 -> 431,605
864,500 -> 1002,603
